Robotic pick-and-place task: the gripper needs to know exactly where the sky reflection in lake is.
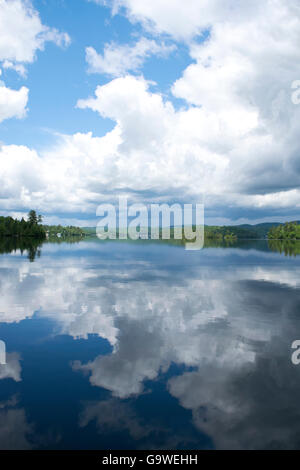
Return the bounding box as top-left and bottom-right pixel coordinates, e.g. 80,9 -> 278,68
0,240 -> 300,449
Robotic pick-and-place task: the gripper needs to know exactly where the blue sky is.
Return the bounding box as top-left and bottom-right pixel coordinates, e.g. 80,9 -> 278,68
0,0 -> 300,226
0,0 -> 198,226
1,0 -> 191,150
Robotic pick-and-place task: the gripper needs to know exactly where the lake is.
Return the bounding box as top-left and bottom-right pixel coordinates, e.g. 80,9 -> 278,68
0,238 -> 300,450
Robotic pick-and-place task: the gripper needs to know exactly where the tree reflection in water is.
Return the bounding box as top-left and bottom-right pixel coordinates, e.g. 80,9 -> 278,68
268,240 -> 300,257
0,237 -> 43,262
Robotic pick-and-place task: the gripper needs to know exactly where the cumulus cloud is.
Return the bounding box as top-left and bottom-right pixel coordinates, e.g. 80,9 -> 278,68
0,76 -> 227,215
1,0 -> 300,221
86,38 -> 175,77
0,0 -> 70,70
93,0 -> 264,41
77,1 -> 300,220
0,0 -> 69,124
0,81 -> 28,123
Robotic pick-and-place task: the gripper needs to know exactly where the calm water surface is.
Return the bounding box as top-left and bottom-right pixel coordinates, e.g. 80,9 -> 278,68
0,239 -> 300,450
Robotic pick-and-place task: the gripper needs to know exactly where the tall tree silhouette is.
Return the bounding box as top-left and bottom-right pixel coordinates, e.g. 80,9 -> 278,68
28,210 -> 38,225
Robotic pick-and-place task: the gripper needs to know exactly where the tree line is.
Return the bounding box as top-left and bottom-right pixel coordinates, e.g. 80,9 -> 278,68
268,222 -> 300,240
0,210 -> 45,239
43,224 -> 85,238
0,210 -> 85,239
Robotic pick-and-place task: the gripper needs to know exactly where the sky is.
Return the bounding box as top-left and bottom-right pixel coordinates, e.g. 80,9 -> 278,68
1,0 -> 300,226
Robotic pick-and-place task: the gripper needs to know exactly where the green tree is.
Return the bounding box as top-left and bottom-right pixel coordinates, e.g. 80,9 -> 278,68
28,210 -> 38,225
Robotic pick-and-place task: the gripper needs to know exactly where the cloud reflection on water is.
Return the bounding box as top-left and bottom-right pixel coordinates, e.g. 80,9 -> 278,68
0,241 -> 300,448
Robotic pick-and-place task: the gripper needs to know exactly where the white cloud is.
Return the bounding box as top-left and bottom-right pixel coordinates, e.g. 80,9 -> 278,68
95,0 -> 264,41
0,0 -> 70,72
0,0 -> 69,123
0,67 -> 296,218
86,38 -> 175,77
0,82 -> 28,123
2,60 -> 26,77
82,0 -> 300,218
1,1 -> 300,219
0,76 -> 229,214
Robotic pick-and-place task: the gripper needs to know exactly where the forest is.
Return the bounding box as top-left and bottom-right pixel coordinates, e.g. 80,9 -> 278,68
0,210 -> 86,240
0,210 -> 46,239
268,222 -> 300,240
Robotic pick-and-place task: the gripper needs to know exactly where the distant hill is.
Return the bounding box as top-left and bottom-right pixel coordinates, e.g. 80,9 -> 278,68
82,227 -> 97,235
235,223 -> 279,239
237,222 -> 300,239
206,222 -> 300,239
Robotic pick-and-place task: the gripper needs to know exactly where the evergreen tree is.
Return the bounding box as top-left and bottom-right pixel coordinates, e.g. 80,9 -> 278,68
28,210 -> 38,225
